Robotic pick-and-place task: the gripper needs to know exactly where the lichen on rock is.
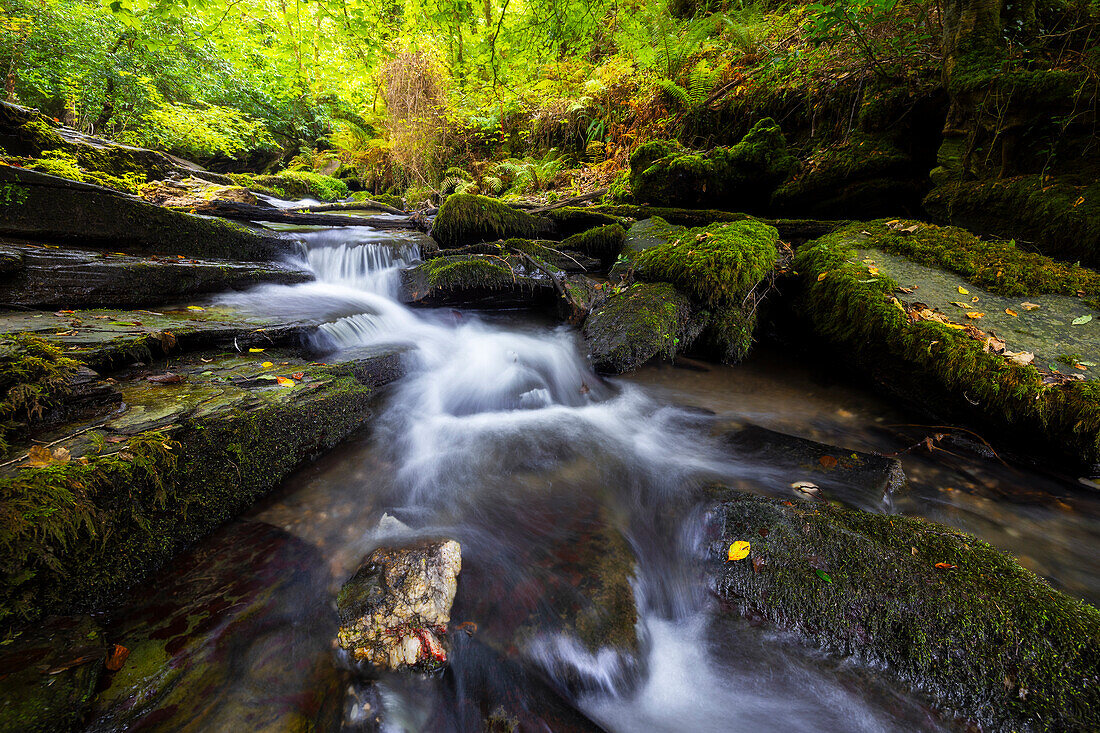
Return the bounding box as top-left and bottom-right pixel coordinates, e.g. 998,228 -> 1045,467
337,539 -> 462,673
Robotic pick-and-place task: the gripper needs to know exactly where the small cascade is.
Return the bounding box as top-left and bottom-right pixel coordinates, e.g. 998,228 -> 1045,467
307,241 -> 419,293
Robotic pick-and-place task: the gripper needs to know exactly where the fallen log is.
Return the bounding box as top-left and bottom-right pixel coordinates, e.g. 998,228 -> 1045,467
286,199 -> 408,216
173,200 -> 421,229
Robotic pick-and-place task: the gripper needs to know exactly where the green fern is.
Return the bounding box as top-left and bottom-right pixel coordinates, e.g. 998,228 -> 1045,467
658,59 -> 720,110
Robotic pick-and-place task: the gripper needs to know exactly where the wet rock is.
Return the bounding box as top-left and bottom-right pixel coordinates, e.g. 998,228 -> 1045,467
0,165 -> 296,261
0,615 -> 106,733
720,424 -> 905,512
793,219 -> 1100,466
542,206 -> 624,238
400,254 -> 557,309
139,176 -> 260,208
707,489 -> 1100,732
594,204 -> 849,244
560,223 -> 626,268
337,539 -> 462,674
85,520 -> 344,732
629,119 -> 797,211
430,193 -> 552,248
0,347 -> 406,625
583,282 -> 702,374
0,239 -> 311,309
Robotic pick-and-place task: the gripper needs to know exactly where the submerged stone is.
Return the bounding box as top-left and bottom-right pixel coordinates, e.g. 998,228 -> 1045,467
0,615 -> 106,733
337,539 -> 462,674
707,489 -> 1100,732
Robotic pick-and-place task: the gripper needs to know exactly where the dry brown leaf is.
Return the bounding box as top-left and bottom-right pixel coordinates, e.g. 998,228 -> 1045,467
1021,302 -> 1041,311
966,312 -> 984,319
1005,308 -> 1018,317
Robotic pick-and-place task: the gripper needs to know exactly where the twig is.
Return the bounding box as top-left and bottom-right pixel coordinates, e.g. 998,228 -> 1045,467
0,422 -> 108,468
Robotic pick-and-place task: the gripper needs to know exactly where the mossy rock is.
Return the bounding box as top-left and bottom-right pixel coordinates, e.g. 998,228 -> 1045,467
633,218 -> 781,364
582,282 -> 702,374
793,221 -> 1100,466
0,615 -> 106,733
431,194 -> 549,248
542,207 -> 624,237
630,119 -> 797,211
0,348 -> 404,626
923,175 -> 1100,267
227,170 -> 348,201
400,253 -> 556,308
0,166 -> 296,261
560,223 -> 626,266
771,135 -> 922,218
708,490 -> 1100,731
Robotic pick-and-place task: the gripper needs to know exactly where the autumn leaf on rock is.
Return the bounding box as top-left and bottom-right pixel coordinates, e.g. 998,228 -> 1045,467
25,445 -> 54,466
249,348 -> 264,353
291,371 -> 305,380
935,562 -> 957,570
1072,315 -> 1093,325
187,305 -> 205,311
727,541 -> 751,562
819,455 -> 838,469
1021,302 -> 1041,310
105,644 -> 130,672
817,272 -> 828,282
966,312 -> 984,319
951,302 -> 969,308
261,361 -> 273,368
957,286 -> 969,295
276,376 -> 295,387
1005,309 -> 1018,317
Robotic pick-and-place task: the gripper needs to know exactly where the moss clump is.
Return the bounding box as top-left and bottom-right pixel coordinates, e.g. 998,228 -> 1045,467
855,219 -> 1100,297
582,283 -> 701,373
349,191 -> 403,209
560,223 -> 626,265
770,135 -> 918,218
25,150 -> 84,182
794,226 -> 1100,463
923,175 -> 1100,267
228,170 -> 349,201
431,193 -> 545,249
630,119 -> 797,210
710,491 -> 1100,731
423,255 -> 517,291
0,334 -> 79,454
627,139 -> 686,191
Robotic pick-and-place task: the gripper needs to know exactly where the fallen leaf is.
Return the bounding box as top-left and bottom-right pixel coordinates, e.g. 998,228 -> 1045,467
1021,302 -> 1040,310
891,297 -> 905,313
814,569 -> 833,583
1072,315 -> 1093,325
966,312 -> 984,319
958,286 -> 969,295
261,361 -> 273,368
752,556 -> 766,573
54,310 -> 75,316
1075,364 -> 1087,370
911,547 -> 919,556
1006,350 -> 1035,366
935,562 -> 957,570
819,455 -> 838,469
951,301 -> 969,308
291,371 -> 305,380
727,541 -> 751,562
249,348 -> 264,353
52,447 -> 71,464
25,445 -> 54,466
186,305 -> 205,311
1005,308 -> 1018,317
106,436 -> 126,443
276,376 -> 295,387
971,296 -> 980,303
817,271 -> 828,282
105,644 -> 129,672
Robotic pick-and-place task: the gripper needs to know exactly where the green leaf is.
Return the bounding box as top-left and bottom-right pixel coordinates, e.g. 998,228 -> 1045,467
1072,315 -> 1093,325
814,568 -> 832,583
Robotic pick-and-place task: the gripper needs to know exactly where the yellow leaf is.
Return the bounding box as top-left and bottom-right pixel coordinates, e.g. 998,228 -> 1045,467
1005,308 -> 1018,317
817,271 -> 828,282
951,302 -> 969,308
971,296 -> 979,303
966,312 -> 984,319
727,541 -> 751,562
891,297 -> 905,313
276,376 -> 295,387
25,445 -> 54,466
957,286 -> 969,295
187,306 -> 205,311
1021,302 -> 1041,310
261,361 -> 273,368
249,348 -> 264,353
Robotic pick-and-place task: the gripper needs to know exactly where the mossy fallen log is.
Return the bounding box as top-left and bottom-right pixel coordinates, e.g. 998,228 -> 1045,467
708,490 -> 1100,732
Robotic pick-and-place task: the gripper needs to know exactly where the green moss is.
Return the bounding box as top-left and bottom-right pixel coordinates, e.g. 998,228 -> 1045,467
26,150 -> 84,182
542,207 -> 624,237
632,119 -> 797,210
582,282 -> 701,373
627,139 -> 686,191
0,334 -> 79,454
560,223 -> 626,264
422,255 -> 518,291
431,193 -> 545,248
923,175 -> 1100,267
793,226 -> 1100,463
228,170 -> 349,201
711,491 -> 1100,731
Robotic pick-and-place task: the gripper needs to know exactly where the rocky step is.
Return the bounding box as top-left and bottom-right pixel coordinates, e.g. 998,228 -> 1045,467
0,165 -> 298,261
400,253 -> 559,309
0,238 -> 311,309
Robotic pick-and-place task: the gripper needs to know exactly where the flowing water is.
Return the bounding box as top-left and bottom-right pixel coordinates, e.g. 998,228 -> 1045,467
93,218 -> 1100,732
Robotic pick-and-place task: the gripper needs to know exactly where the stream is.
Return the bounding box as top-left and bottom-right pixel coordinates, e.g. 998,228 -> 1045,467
88,216 -> 1100,732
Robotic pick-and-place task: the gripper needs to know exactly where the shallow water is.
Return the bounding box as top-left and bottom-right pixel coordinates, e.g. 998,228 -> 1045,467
95,220 -> 1100,732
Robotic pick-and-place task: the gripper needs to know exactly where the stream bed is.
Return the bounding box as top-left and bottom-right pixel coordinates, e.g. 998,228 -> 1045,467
86,219 -> 1100,732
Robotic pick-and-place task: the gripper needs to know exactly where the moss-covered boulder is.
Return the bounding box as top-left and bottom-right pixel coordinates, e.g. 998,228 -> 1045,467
0,615 -> 107,733
139,176 -> 259,208
630,119 -> 797,210
400,253 -> 557,308
633,218 -> 782,363
771,136 -> 923,218
793,219 -> 1100,466
708,490 -> 1100,731
0,346 -> 404,627
227,170 -> 349,201
0,240 -> 311,309
542,206 -> 624,238
0,165 -> 296,261
431,194 -> 550,249
582,283 -> 702,374
923,175 -> 1100,267
560,223 -> 626,267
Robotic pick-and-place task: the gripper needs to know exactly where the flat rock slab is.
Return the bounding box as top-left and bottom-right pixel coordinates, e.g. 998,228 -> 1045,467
0,306 -> 320,372
0,615 -> 106,733
0,239 -> 312,309
859,247 -> 1100,378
